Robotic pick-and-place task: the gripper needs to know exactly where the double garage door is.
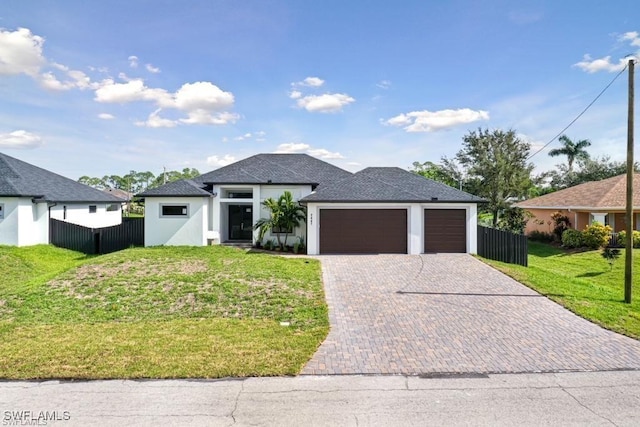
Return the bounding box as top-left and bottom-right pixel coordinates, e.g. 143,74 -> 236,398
319,208 -> 466,254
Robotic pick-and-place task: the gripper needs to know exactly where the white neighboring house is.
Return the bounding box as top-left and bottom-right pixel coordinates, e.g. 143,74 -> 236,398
0,152 -> 124,246
138,153 -> 485,255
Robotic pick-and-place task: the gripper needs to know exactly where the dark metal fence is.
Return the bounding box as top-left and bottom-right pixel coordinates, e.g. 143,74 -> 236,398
49,218 -> 144,255
477,225 -> 528,267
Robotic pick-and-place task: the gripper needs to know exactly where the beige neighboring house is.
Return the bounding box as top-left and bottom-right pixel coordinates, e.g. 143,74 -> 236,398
516,173 -> 640,235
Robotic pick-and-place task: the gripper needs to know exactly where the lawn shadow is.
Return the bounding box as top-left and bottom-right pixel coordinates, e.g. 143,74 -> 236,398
576,271 -> 605,278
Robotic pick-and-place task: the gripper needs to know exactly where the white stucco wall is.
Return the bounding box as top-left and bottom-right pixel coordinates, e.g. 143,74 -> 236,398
0,197 -> 20,245
305,202 -> 478,255
258,185 -> 312,246
17,200 -> 49,246
50,203 -> 121,228
144,197 -> 209,246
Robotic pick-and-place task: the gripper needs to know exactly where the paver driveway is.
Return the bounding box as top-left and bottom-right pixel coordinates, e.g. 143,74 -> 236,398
302,254 -> 640,375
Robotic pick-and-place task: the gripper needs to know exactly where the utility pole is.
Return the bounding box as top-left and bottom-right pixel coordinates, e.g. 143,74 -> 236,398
625,58 -> 635,304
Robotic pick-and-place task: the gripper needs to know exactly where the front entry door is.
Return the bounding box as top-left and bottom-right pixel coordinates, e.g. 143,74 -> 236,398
229,205 -> 253,241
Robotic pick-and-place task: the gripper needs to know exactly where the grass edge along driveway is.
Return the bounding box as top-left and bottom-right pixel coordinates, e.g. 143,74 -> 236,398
0,245 -> 328,379
482,242 -> 640,340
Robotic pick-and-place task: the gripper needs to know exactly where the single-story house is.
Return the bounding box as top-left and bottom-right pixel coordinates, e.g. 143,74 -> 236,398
516,173 -> 640,235
138,153 -> 485,254
0,152 -> 125,246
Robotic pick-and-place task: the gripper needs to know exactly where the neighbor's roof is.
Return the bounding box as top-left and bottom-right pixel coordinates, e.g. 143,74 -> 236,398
194,153 -> 353,186
0,152 -> 125,203
515,173 -> 640,210
137,179 -> 212,197
300,167 -> 486,203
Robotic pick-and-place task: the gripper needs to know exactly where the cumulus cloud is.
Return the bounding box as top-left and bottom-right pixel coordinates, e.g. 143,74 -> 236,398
134,109 -> 177,128
289,90 -> 302,99
574,32 -> 640,73
274,142 -> 344,159
0,130 -> 43,149
179,110 -> 239,125
292,76 -> 325,87
385,108 -> 490,132
295,93 -> 355,113
207,154 -> 236,168
145,63 -> 160,73
98,113 -> 115,120
0,27 -> 45,76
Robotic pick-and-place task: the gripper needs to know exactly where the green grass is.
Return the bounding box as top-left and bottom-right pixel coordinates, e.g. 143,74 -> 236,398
0,245 -> 328,379
482,242 -> 640,339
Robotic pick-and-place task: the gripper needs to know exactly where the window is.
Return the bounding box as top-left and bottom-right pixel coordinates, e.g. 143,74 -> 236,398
161,204 -> 189,217
106,204 -> 120,212
0,203 -> 4,220
89,205 -> 97,213
228,192 -> 252,199
272,225 -> 293,234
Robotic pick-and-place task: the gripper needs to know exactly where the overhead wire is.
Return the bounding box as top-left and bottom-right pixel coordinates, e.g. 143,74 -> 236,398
527,63 -> 629,160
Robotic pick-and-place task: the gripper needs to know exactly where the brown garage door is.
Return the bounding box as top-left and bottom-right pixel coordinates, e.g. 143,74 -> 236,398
320,209 -> 407,254
424,209 -> 466,253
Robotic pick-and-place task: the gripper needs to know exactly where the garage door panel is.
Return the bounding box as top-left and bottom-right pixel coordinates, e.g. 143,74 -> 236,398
424,209 -> 466,253
320,209 -> 407,254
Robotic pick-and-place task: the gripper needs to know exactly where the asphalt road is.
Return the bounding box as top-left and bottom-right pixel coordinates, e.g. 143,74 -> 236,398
2,371 -> 640,426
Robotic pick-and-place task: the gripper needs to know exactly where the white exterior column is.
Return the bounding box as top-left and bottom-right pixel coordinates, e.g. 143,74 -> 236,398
468,204 -> 478,254
408,204 -> 422,254
306,204 -> 319,255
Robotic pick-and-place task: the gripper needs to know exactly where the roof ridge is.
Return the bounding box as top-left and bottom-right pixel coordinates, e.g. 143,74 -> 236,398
262,153 -> 317,181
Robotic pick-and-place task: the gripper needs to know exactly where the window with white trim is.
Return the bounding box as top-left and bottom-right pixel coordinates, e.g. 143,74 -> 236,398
161,204 -> 189,217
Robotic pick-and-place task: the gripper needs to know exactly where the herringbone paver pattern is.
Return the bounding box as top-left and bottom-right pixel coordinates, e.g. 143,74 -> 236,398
302,254 -> 640,375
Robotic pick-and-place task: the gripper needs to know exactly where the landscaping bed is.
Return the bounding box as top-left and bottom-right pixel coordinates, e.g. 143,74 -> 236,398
0,245 -> 328,379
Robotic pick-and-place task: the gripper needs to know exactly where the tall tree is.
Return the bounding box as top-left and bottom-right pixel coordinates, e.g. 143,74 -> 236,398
548,134 -> 591,172
410,161 -> 458,188
456,128 -> 533,226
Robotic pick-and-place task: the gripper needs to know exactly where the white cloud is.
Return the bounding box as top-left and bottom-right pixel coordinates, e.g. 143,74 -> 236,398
135,109 -> 177,128
296,93 -> 355,113
376,80 -> 391,89
0,28 -> 45,77
173,81 -> 234,111
274,142 -> 343,159
207,154 -> 236,168
292,76 -> 325,87
128,55 -> 139,68
0,130 -> 43,149
94,79 -> 172,104
574,32 -> 640,73
347,161 -> 361,166
385,108 -> 490,132
179,110 -> 239,125
98,113 -> 115,120
289,90 -> 302,99
145,63 -> 160,73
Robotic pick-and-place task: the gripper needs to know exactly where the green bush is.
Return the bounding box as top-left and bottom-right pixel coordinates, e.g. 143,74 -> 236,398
582,222 -> 612,249
528,230 -> 554,243
617,230 -> 640,248
561,229 -> 584,248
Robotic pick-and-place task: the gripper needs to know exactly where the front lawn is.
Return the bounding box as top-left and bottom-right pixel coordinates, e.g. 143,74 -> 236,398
0,245 -> 328,379
482,242 -> 640,339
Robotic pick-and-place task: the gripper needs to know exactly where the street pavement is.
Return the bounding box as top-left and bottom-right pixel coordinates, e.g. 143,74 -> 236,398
2,371 -> 640,426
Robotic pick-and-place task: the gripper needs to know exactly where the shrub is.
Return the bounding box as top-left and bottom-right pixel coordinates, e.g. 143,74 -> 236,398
601,247 -> 622,271
551,212 -> 571,242
617,230 -> 640,248
528,230 -> 554,243
561,229 -> 584,248
582,222 -> 612,249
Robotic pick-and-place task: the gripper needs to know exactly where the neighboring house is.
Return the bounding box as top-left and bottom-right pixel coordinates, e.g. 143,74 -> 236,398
516,173 -> 640,235
103,187 -> 136,214
138,153 -> 484,254
0,152 -> 125,246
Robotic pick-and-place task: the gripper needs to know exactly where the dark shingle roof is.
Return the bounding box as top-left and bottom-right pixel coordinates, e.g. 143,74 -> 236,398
137,179 -> 211,197
194,153 -> 353,186
0,152 -> 124,203
300,167 -> 485,203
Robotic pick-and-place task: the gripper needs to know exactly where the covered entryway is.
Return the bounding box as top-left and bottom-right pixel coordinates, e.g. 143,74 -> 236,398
319,209 -> 407,254
424,209 -> 466,253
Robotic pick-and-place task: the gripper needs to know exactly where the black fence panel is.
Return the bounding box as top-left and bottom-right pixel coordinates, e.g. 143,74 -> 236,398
477,225 -> 528,267
49,218 -> 144,255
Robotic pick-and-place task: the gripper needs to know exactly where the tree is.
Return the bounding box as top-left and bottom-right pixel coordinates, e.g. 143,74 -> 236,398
545,155 -> 636,191
456,128 -> 533,226
548,134 -> 591,173
410,161 -> 458,188
254,191 -> 306,250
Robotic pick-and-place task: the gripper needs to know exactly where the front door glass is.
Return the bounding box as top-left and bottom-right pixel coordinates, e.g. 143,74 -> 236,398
229,205 -> 253,241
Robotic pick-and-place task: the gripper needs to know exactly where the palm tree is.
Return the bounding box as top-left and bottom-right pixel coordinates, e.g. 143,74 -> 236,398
254,191 -> 306,250
548,135 -> 591,173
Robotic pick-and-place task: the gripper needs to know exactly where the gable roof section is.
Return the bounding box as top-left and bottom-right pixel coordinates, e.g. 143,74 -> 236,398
0,152 -> 124,203
300,167 -> 485,203
137,179 -> 211,197
194,153 -> 353,186
516,173 -> 640,209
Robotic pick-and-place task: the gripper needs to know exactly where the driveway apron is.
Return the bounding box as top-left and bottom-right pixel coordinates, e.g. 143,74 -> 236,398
302,254 -> 640,375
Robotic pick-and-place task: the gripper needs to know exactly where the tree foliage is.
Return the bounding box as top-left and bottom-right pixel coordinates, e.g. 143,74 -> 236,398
254,191 -> 306,250
548,134 -> 591,172
78,168 -> 200,194
410,161 -> 459,188
455,128 -> 534,226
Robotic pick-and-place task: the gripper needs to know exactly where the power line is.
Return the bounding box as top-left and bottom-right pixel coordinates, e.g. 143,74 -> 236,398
527,63 -> 629,160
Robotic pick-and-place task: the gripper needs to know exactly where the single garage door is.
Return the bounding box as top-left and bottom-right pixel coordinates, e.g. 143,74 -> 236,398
424,209 -> 466,253
320,209 -> 407,254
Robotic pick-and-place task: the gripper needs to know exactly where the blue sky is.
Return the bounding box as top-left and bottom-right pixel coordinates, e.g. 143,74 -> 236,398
0,0 -> 639,180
